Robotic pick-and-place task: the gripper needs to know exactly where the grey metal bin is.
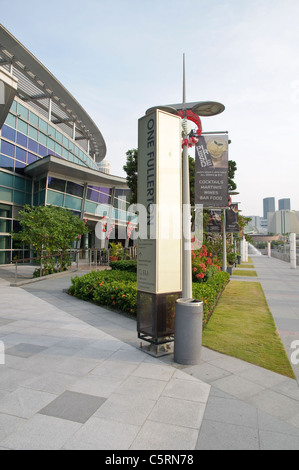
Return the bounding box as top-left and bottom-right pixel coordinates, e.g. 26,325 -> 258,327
174,298 -> 203,365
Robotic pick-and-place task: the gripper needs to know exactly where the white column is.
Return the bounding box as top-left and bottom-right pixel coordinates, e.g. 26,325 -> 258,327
290,233 -> 296,269
267,242 -> 271,258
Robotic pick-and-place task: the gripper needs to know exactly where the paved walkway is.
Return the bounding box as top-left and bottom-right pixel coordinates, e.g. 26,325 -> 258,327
0,255 -> 299,450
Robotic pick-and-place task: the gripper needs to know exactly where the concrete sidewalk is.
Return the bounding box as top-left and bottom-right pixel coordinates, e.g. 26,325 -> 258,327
0,257 -> 299,450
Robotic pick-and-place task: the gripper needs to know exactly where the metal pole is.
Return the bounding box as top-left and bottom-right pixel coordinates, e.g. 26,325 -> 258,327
222,209 -> 227,272
182,54 -> 192,299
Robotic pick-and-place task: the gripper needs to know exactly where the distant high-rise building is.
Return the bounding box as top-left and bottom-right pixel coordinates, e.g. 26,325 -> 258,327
263,197 -> 275,219
279,198 -> 291,210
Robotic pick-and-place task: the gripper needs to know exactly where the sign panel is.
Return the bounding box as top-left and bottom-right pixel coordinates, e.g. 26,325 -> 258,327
207,209 -> 222,233
194,134 -> 229,207
226,203 -> 239,232
137,109 -> 182,294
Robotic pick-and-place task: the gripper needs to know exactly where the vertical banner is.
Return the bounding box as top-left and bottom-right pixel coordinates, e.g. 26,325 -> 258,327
226,203 -> 239,232
194,134 -> 229,207
207,209 -> 222,233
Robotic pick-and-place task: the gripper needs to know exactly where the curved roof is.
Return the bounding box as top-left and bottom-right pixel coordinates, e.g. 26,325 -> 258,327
0,24 -> 106,161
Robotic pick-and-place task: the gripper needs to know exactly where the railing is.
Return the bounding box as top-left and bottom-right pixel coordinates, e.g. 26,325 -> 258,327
11,245 -> 137,283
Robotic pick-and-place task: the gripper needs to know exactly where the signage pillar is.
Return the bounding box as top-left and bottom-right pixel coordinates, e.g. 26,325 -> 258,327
137,109 -> 182,352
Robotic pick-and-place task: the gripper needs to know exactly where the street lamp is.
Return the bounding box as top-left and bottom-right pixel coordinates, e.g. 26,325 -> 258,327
146,55 -> 225,299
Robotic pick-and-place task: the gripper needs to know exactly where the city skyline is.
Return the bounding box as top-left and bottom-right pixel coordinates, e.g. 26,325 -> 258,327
1,0 -> 299,216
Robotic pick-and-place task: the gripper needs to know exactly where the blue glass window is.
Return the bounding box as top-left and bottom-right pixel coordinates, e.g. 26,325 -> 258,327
48,177 -> 66,192
38,144 -> 48,157
15,147 -> 27,163
1,141 -> 15,158
28,138 -> 38,153
1,125 -> 16,142
16,132 -> 28,148
27,153 -> 37,165
87,188 -> 99,202
66,181 -> 84,198
0,155 -> 14,171
14,160 -> 26,174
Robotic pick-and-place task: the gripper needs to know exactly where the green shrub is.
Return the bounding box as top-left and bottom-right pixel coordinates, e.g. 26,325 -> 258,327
193,271 -> 229,326
68,270 -> 137,316
109,260 -> 137,272
68,268 -> 229,326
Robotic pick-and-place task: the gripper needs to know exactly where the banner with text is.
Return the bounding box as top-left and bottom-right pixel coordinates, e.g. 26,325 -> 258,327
226,203 -> 239,232
195,134 -> 229,208
207,209 -> 222,233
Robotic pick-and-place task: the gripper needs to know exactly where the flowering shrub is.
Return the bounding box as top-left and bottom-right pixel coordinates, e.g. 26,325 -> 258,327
192,244 -> 221,283
68,267 -> 229,327
68,270 -> 137,316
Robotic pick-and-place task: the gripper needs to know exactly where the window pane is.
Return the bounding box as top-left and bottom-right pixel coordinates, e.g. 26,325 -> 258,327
48,125 -> 55,138
0,203 -> 12,218
14,176 -> 26,191
48,177 -> 66,192
1,125 -> 16,141
56,131 -> 63,143
99,192 -> 111,204
47,189 -> 64,206
87,188 -> 99,202
0,171 -> 13,187
0,219 -> 11,232
0,186 -> 13,202
48,138 -> 55,151
0,155 -> 14,171
27,153 -> 37,165
38,131 -> 47,146
16,132 -> 28,148
15,147 -> 27,163
0,251 -> 11,264
29,111 -> 39,127
14,160 -> 26,174
13,190 -> 25,205
28,125 -> 38,141
1,141 -> 15,157
18,103 -> 29,120
39,119 -> 48,133
64,194 -> 82,211
16,119 -> 28,134
66,181 -> 84,197
38,144 -> 48,157
28,138 -> 38,153
5,113 -> 16,128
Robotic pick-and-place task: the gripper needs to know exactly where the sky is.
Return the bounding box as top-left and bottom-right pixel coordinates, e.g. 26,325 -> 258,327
1,0 -> 299,217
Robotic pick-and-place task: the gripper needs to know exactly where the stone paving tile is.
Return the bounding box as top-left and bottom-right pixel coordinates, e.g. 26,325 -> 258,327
196,420 -> 260,450
94,393 -> 156,426
0,414 -> 81,450
39,390 -> 106,424
0,387 -> 56,419
63,417 -> 140,450
130,421 -> 200,450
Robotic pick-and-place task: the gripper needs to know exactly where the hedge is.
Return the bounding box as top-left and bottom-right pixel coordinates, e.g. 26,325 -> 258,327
109,260 -> 137,272
68,269 -> 229,326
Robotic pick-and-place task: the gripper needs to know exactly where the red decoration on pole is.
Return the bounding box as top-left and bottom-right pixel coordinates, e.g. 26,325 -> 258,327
178,109 -> 202,148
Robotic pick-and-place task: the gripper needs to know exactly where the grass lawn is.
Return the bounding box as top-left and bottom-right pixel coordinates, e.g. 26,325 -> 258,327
232,269 -> 257,277
238,264 -> 255,268
202,281 -> 295,378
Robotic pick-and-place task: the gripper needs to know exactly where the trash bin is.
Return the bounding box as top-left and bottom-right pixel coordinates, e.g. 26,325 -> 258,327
174,298 -> 203,365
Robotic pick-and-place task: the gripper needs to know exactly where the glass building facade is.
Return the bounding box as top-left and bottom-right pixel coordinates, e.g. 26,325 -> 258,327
0,26 -> 132,265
